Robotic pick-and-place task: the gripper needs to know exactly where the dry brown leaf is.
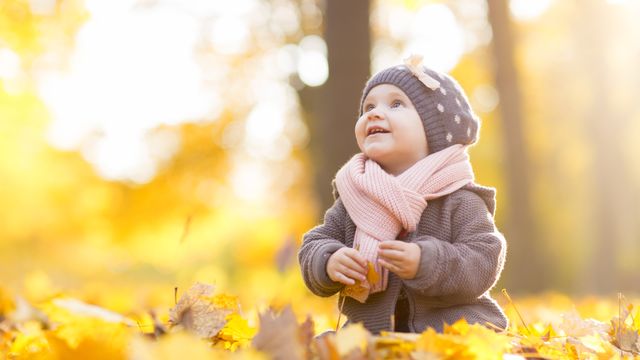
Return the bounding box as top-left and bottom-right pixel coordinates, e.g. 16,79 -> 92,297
299,315 -> 315,360
342,261 -> 380,304
252,305 -> 304,360
313,331 -> 340,360
168,282 -> 234,339
558,309 -> 609,338
609,318 -> 640,354
342,283 -> 369,304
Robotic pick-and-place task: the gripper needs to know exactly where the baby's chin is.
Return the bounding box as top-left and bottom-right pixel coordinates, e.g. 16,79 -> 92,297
361,143 -> 395,163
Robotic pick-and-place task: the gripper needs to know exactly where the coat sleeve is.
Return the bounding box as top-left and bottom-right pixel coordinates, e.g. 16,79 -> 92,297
402,190 -> 507,302
297,197 -> 348,297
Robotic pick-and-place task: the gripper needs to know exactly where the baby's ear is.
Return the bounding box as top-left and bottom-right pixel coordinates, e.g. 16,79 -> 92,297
331,179 -> 340,200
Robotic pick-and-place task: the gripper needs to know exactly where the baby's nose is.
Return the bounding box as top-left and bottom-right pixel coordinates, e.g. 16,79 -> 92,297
367,108 -> 383,120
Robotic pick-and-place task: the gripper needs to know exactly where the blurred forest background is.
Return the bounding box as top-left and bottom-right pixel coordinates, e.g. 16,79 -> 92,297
1,0 -> 639,327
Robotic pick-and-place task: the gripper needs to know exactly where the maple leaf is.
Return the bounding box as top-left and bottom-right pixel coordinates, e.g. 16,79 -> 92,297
366,262 -> 379,285
7,320 -> 50,358
335,322 -> 370,357
313,330 -> 340,360
341,261 -> 380,304
252,305 -> 306,360
609,317 -> 640,354
37,296 -> 133,353
299,315 -> 315,360
415,319 -> 513,360
558,309 -> 609,338
374,332 -> 421,359
168,282 -> 236,339
214,313 -> 257,351
341,283 -> 370,304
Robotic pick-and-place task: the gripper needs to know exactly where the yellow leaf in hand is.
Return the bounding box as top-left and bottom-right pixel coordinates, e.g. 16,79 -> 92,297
367,261 -> 379,285
342,261 -> 380,304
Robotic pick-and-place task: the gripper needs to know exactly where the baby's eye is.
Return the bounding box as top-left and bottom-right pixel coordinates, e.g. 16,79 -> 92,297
364,104 -> 374,112
391,100 -> 403,108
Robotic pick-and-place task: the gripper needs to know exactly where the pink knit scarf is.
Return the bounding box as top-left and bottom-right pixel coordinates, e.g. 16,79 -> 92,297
334,144 -> 474,302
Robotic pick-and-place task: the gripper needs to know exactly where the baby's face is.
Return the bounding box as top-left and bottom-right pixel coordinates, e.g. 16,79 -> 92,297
355,84 -> 428,175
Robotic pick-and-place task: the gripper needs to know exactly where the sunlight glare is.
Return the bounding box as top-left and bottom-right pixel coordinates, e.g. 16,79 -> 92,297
28,0 -> 57,15
210,15 -> 251,55
230,160 -> 270,202
244,82 -> 295,161
0,48 -> 21,80
509,0 -> 553,21
472,84 -> 500,113
404,4 -> 464,72
82,130 -> 156,184
297,35 -> 328,87
38,2 -> 218,183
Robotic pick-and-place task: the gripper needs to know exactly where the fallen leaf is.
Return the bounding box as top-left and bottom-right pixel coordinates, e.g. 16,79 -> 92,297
214,313 -> 257,351
335,322 -> 370,357
252,305 -> 303,360
558,309 -> 608,338
168,282 -> 235,339
609,317 -> 640,354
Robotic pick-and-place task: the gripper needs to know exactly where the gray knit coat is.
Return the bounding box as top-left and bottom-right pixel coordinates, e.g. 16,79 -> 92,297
298,182 -> 509,334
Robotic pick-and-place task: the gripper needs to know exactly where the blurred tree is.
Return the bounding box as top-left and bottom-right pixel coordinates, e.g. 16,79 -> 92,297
486,0 -> 546,292
577,0 -> 629,294
305,0 -> 369,213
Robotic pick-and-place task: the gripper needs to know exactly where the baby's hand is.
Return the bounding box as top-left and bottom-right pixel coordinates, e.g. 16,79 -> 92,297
378,241 -> 421,279
327,247 -> 368,285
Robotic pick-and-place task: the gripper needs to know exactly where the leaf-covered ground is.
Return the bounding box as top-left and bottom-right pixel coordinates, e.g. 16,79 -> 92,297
1,282 -> 639,359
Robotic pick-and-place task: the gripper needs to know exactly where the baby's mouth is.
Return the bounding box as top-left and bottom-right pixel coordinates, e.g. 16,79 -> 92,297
366,127 -> 390,137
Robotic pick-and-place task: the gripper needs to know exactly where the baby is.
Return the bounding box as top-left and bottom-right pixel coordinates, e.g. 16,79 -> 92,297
298,55 -> 508,334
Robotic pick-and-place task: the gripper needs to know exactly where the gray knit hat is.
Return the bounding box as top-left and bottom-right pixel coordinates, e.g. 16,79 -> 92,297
358,56 -> 480,154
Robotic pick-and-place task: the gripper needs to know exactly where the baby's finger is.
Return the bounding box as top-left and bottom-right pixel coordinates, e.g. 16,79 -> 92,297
379,258 -> 401,273
344,248 -> 368,268
378,248 -> 405,261
342,257 -> 367,275
340,266 -> 366,282
335,272 -> 356,285
379,240 -> 405,251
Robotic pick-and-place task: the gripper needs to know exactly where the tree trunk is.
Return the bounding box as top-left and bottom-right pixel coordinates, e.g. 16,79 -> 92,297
486,0 -> 546,293
306,0 -> 370,215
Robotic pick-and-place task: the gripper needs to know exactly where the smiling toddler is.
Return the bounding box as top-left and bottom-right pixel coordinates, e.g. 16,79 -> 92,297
298,55 -> 508,334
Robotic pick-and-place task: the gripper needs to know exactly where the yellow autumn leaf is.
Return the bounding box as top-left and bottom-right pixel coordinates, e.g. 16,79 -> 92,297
7,320 -> 51,359
34,296 -> 133,359
215,313 -> 257,351
129,332 -> 219,360
335,322 -> 370,356
206,294 -> 239,311
0,287 -> 15,317
415,327 -> 470,359
342,282 -> 370,303
366,261 -> 380,285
